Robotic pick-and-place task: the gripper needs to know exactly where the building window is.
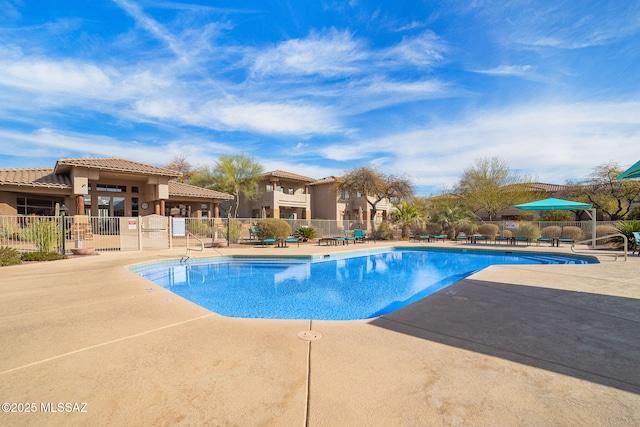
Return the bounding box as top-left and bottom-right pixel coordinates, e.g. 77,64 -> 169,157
266,184 -> 273,192
84,195 -> 92,216
131,197 -> 139,217
131,186 -> 139,193
288,188 -> 294,195
96,184 -> 127,192
16,197 -> 59,215
341,190 -> 350,200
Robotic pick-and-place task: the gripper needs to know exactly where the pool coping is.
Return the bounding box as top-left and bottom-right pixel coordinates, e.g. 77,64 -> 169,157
1,241 -> 639,425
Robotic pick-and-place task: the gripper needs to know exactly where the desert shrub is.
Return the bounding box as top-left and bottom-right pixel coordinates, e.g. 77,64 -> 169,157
221,220 -> 242,243
188,219 -> 212,237
561,226 -> 583,241
541,226 -> 562,238
615,220 -> 640,243
478,224 -> 499,239
0,246 -> 22,266
424,222 -> 443,236
23,219 -> 60,252
373,222 -> 395,240
457,224 -> 478,236
21,251 -> 66,262
628,206 -> 640,220
294,225 -> 316,241
0,223 -> 20,239
256,218 -> 291,240
512,223 -> 540,241
500,229 -> 513,238
596,225 -> 618,238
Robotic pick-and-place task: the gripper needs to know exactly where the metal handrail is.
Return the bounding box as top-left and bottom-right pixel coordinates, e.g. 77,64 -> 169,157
571,233 -> 628,261
181,232 -> 204,262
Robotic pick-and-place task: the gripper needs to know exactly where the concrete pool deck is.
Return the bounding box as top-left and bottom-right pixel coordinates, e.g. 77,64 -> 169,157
1,241 -> 639,426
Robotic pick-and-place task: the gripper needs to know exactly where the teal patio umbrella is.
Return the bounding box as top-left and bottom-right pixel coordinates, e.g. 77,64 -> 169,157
513,198 -> 596,247
616,160 -> 640,180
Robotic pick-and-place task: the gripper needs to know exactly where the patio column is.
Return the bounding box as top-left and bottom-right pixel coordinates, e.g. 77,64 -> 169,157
76,195 -> 84,215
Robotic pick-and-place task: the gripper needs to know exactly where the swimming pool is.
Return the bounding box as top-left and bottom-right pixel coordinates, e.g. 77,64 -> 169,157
131,248 -> 596,320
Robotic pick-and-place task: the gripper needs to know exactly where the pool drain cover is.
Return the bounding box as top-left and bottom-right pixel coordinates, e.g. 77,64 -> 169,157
298,330 -> 322,341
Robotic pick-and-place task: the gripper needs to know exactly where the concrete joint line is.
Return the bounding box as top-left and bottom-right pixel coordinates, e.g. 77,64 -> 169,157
0,313 -> 215,376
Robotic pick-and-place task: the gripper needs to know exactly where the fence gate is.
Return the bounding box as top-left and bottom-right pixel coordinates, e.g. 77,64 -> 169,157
136,215 -> 170,250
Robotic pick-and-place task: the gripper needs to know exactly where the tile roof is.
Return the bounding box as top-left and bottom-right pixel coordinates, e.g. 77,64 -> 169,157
168,181 -> 233,200
0,168 -> 72,188
310,176 -> 340,185
260,170 -> 316,182
54,158 -> 182,177
526,182 -> 568,192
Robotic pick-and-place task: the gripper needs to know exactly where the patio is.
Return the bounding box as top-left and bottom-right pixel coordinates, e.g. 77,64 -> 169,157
1,241 -> 639,426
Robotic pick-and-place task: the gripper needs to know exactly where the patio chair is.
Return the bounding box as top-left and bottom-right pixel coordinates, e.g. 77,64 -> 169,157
354,229 -> 366,243
632,232 -> 640,255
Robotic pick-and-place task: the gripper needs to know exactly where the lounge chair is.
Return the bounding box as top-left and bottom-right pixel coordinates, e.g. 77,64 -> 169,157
473,235 -> 488,244
454,234 -> 467,243
284,237 -> 299,248
261,238 -> 276,247
513,237 -> 529,245
495,235 -> 509,244
249,227 -> 258,240
432,235 -> 445,242
557,237 -> 574,246
343,230 -> 356,244
537,237 -> 553,246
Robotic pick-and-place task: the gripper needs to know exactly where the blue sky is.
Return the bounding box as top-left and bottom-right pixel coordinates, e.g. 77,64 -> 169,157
0,1 -> 639,195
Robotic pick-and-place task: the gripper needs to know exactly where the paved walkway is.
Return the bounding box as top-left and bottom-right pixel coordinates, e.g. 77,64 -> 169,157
1,241 -> 639,426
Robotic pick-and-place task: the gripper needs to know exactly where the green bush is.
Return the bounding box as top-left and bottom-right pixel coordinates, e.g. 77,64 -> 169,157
188,220 -> 212,237
23,219 -> 60,252
294,225 -> 316,241
21,251 -> 66,262
256,218 -> 291,240
373,222 -> 394,240
628,206 -> 640,220
424,222 -> 443,236
616,220 -> 640,243
512,223 -> 540,241
0,246 -> 22,266
222,220 -> 242,243
541,226 -> 562,238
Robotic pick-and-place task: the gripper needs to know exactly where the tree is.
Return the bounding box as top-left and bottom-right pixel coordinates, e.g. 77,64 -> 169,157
164,155 -> 196,183
191,154 -> 263,217
576,162 -> 640,220
336,166 -> 414,228
432,206 -> 473,238
454,156 -> 533,220
390,201 -> 422,238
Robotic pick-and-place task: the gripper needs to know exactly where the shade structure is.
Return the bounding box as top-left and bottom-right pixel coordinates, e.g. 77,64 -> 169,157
513,198 -> 596,247
513,198 -> 592,211
616,160 -> 640,180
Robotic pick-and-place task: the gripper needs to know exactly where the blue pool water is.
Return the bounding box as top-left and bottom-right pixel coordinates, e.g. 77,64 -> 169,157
131,248 -> 596,320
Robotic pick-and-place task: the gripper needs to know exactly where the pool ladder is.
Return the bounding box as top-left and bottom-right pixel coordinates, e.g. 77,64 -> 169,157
181,232 -> 204,262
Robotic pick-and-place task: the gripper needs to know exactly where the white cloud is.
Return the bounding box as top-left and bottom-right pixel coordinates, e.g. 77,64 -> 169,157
473,65 -> 534,77
252,29 -> 366,77
380,31 -> 446,67
320,101 -> 640,192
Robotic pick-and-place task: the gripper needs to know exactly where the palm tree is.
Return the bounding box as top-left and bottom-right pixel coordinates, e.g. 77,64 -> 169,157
432,206 -> 473,238
390,201 -> 422,239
